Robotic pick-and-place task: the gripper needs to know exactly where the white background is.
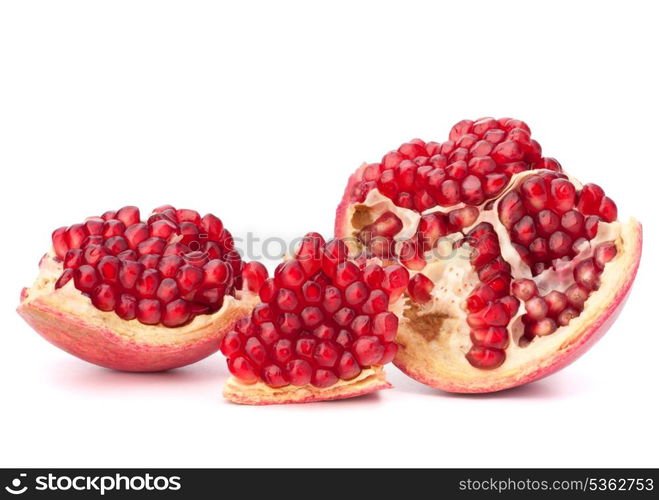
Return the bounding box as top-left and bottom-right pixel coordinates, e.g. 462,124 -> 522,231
1,1 -> 657,468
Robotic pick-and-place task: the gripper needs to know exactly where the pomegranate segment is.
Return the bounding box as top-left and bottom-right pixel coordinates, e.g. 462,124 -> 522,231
50,206 -> 246,327
335,118 -> 642,393
221,234 -> 402,405
18,206 -> 260,372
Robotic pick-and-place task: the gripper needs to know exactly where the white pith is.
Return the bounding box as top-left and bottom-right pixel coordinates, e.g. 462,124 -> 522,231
21,251 -> 258,347
339,170 -> 637,384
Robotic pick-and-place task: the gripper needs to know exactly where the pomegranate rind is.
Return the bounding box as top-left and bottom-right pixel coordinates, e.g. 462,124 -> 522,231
223,367 -> 391,405
393,218 -> 642,393
18,254 -> 257,372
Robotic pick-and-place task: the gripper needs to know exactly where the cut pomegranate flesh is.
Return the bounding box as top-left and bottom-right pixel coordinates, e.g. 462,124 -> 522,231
18,206 -> 261,372
220,233 -> 403,404
335,117 -> 642,392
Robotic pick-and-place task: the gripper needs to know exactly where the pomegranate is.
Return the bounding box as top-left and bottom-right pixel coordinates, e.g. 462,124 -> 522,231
220,233 -> 405,404
18,206 -> 263,372
335,117 -> 642,393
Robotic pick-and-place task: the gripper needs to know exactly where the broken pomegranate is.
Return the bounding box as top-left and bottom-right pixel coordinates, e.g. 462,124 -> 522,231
18,206 -> 262,372
221,233 -> 403,404
335,117 -> 642,393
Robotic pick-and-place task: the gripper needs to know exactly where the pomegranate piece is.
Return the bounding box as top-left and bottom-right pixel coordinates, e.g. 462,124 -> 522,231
335,117 -> 642,393
221,234 -> 400,405
18,205 -> 261,372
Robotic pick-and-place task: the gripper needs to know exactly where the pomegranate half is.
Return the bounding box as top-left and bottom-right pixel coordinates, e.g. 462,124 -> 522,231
335,117 -> 642,393
18,205 -> 261,372
220,233 -> 407,404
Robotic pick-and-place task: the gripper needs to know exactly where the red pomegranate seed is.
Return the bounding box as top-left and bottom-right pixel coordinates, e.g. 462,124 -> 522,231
200,213 -> 224,240
448,206 -> 479,230
116,206 -> 140,227
466,346 -> 505,369
74,265 -> 100,293
549,178 -> 576,213
565,283 -> 589,309
536,209 -> 560,237
102,220 -> 125,239
276,288 -> 299,312
241,261 -> 267,292
466,284 -> 496,313
55,269 -> 74,289
598,196 -> 617,222
66,224 -> 89,249
228,356 -> 258,384
574,258 -> 600,291
90,284 -> 117,311
136,299 -> 161,325
156,278 -> 180,303
512,216 -> 536,246
558,307 -> 579,326
63,249 -> 84,269
511,278 -> 538,301
525,296 -> 548,320
545,290 -> 568,316
594,241 -> 617,269
577,184 -> 604,215
176,265 -> 204,294
352,336 -> 384,365
498,191 -> 526,229
408,273 -> 434,303
528,317 -> 558,336
520,176 -> 548,212
470,327 -> 509,349
159,255 -> 184,278
119,260 -> 143,290
84,218 -> 105,236
549,231 -> 572,258
136,269 -> 160,298
115,293 -> 137,320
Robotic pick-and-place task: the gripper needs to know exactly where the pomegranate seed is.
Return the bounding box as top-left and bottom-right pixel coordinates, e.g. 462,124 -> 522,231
512,216 -> 536,246
102,220 -> 125,239
498,191 -> 526,229
90,284 -> 117,311
545,290 -> 568,316
74,265 -> 100,293
594,241 -> 617,269
470,327 -> 509,349
525,296 -> 548,320
577,184 -> 604,215
55,269 -> 74,288
228,356 -> 258,384
97,256 -> 120,285
536,209 -> 560,237
84,218 -> 105,236
598,196 -> 617,222
116,206 -> 140,227
408,273 -> 434,303
549,231 -> 572,258
66,224 -> 89,249
466,284 -> 496,313
276,288 -> 299,312
511,278 -> 538,301
565,283 -> 589,309
136,299 -> 161,325
574,258 -> 600,291
466,347 -> 505,369
63,249 -> 84,269
528,317 -> 558,336
520,176 -> 548,212
549,178 -> 576,213
448,206 -> 479,230
115,294 -> 137,320
558,307 -> 580,326
242,261 -> 267,292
